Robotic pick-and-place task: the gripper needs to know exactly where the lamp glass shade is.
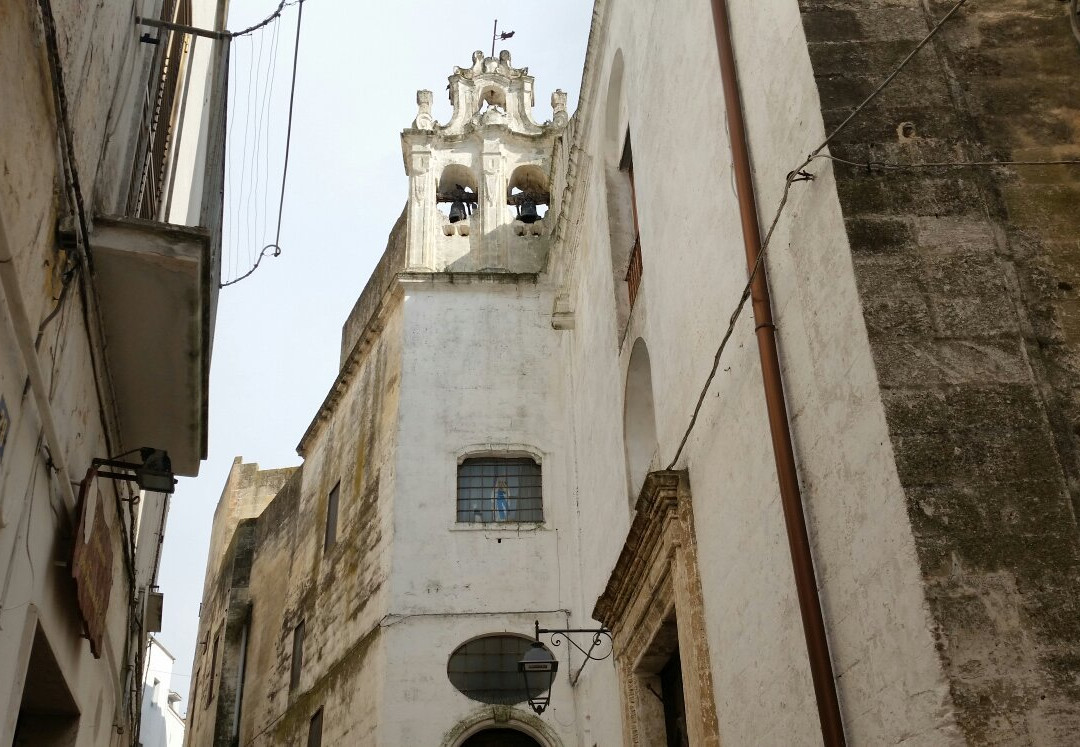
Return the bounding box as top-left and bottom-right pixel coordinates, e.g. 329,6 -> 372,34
135,449 -> 176,493
518,642 -> 558,714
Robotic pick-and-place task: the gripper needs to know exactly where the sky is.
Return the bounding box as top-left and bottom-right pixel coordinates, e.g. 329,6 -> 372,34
156,0 -> 593,716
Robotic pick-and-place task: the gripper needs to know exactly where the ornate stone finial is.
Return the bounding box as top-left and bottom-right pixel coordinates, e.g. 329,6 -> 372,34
551,89 -> 568,128
453,50 -> 486,79
438,52 -> 553,137
413,90 -> 434,131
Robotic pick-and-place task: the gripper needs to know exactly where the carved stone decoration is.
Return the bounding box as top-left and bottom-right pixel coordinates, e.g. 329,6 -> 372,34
439,50 -> 557,138
482,154 -> 501,208
400,52 -> 564,274
551,89 -> 568,128
413,89 -> 435,130
593,471 -> 721,747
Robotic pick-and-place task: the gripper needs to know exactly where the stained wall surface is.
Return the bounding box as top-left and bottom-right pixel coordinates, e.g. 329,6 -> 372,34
187,1 -> 1080,744
800,0 -> 1080,740
0,0 -> 224,744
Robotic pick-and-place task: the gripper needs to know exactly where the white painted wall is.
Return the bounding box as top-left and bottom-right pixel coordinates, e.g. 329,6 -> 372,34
555,0 -> 957,744
142,637 -> 186,747
0,1 -> 224,744
383,277 -> 581,745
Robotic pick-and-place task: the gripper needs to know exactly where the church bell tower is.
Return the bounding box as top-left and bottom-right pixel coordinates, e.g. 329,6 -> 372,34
401,50 -> 568,273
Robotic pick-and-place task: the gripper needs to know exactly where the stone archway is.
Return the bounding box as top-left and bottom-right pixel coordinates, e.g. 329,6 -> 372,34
442,706 -> 563,747
460,728 -> 543,746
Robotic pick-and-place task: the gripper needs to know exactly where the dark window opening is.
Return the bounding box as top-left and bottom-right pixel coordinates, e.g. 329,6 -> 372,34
447,634 -> 546,705
307,707 -> 324,747
233,614 -> 251,740
461,729 -> 543,747
205,630 -> 219,708
324,481 -> 340,551
13,625 -> 80,746
456,457 -> 542,523
290,620 -> 306,692
507,165 -> 551,228
620,132 -> 643,309
660,653 -> 689,747
437,165 -> 479,223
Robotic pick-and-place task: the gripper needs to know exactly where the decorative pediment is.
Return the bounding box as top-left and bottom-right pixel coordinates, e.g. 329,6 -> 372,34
409,50 -> 565,139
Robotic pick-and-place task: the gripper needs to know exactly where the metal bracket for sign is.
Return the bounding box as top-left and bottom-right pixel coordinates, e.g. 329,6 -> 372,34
135,16 -> 230,41
534,620 -> 613,684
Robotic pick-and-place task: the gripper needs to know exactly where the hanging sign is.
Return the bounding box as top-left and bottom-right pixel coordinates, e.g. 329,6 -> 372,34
71,478 -> 114,659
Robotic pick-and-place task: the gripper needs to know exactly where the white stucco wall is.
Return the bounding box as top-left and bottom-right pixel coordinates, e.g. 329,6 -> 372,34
142,638 -> 186,747
383,276 -> 582,745
555,0 -> 956,743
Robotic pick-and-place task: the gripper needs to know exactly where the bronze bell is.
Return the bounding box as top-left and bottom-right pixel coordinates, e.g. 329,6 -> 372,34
449,200 -> 467,224
517,198 -> 540,224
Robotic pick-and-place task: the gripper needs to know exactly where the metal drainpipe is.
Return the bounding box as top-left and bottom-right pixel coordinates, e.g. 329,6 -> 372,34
706,0 -> 846,744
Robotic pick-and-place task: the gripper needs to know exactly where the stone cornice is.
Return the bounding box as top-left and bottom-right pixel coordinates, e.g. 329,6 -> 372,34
592,470 -> 684,626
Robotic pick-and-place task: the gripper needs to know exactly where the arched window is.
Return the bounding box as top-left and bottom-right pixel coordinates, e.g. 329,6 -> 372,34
447,634 -> 548,705
624,338 -> 658,505
604,50 -> 643,341
438,164 -> 478,226
456,456 -> 543,523
507,164 -> 550,229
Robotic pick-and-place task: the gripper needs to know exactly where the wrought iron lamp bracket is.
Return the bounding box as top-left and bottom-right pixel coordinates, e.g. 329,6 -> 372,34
534,620 -> 613,683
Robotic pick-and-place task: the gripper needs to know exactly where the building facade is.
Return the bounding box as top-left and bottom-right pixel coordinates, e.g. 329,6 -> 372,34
190,0 -> 1080,744
142,636 -> 187,747
0,0 -> 226,744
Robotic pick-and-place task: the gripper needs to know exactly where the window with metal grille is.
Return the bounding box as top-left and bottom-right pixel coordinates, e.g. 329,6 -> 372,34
456,457 -> 542,523
447,634 -> 547,705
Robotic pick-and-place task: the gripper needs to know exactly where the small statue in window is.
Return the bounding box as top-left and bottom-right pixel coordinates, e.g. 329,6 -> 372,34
494,478 -> 510,521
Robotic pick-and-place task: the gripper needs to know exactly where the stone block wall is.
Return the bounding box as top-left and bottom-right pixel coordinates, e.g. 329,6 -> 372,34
800,0 -> 1080,740
189,299 -> 403,746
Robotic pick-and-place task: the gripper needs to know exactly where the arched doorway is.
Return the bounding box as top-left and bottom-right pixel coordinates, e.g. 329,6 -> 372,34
460,728 -> 542,747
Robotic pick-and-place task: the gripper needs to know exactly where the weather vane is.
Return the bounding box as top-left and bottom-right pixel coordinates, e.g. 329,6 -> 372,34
491,19 -> 515,58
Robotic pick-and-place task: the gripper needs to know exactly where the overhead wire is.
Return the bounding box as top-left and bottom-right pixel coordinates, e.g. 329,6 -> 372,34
667,0 -> 972,469
229,0 -> 300,39
258,18 -> 283,251
221,0 -> 305,288
814,153 -> 1080,171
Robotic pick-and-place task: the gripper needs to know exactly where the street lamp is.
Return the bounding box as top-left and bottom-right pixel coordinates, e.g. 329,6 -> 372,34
90,447 -> 176,494
519,620 -> 612,715
518,642 -> 558,714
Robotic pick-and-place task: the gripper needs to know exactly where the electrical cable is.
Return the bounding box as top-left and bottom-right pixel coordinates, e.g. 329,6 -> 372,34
37,0 -> 121,466
237,35 -> 256,276
221,0 -> 304,288
814,153 -> 1080,171
812,0 -> 970,158
258,18 -> 283,251
229,0 -> 301,39
667,0 -> 971,469
247,26 -> 269,270
225,35 -> 240,281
